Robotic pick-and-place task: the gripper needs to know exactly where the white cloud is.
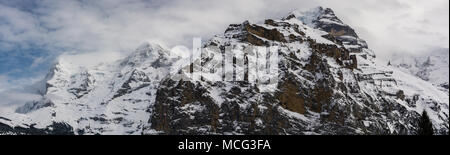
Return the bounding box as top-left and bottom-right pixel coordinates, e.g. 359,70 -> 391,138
319,0 -> 449,58
1,0 -> 318,54
0,75 -> 44,106
30,57 -> 46,68
0,75 -> 8,92
1,0 -> 447,56
0,90 -> 42,107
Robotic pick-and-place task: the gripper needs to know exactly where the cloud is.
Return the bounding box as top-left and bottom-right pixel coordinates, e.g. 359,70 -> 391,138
318,0 -> 449,58
1,0 -> 317,54
0,74 -> 45,106
30,57 -> 46,68
0,0 -> 448,106
1,0 -> 447,55
0,90 -> 42,107
0,75 -> 8,92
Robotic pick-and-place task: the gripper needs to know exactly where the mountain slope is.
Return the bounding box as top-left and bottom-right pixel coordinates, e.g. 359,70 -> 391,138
1,7 -> 448,135
390,48 -> 449,93
1,42 -> 179,135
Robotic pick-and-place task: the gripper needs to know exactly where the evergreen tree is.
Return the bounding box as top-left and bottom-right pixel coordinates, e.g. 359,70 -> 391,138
418,111 -> 434,135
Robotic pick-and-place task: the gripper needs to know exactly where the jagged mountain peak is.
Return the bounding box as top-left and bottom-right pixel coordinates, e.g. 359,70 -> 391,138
218,6 -> 373,61
120,42 -> 174,68
285,7 -> 365,53
287,7 -> 344,27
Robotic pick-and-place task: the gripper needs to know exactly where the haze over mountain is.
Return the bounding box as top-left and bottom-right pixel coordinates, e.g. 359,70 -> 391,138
389,48 -> 449,93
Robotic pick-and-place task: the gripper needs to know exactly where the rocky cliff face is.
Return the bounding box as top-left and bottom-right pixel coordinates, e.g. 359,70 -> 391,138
1,7 -> 448,135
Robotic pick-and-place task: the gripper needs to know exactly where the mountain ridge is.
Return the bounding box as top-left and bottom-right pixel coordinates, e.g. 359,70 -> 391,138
389,48 -> 449,93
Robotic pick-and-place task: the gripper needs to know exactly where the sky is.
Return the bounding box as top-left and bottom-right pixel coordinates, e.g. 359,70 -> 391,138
0,0 -> 449,105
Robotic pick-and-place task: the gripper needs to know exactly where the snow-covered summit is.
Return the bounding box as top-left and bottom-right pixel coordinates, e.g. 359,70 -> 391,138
121,42 -> 172,67
286,7 -> 370,55
0,42 -> 176,135
288,7 -> 346,28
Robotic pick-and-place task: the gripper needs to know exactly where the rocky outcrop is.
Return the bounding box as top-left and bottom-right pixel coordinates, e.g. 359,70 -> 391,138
147,8 -> 449,135
225,21 -> 288,46
0,121 -> 74,135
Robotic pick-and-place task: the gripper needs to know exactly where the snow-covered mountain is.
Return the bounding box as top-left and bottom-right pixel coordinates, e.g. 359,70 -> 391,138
1,7 -> 448,135
389,48 -> 449,93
